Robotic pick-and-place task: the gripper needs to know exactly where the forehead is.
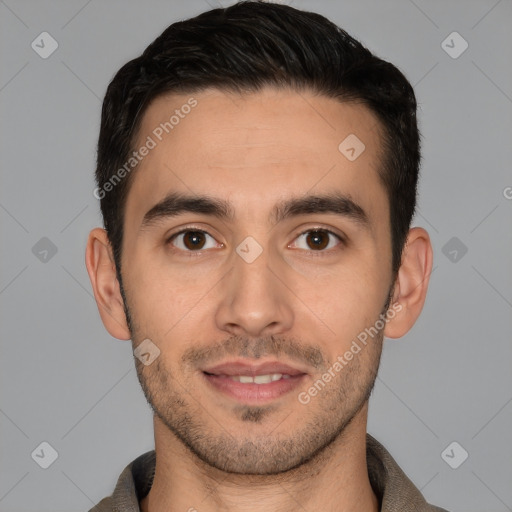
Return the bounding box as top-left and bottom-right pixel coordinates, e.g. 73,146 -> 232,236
125,87 -> 386,225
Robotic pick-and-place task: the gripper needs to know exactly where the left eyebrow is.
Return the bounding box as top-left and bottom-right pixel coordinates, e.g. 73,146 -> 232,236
271,193 -> 370,230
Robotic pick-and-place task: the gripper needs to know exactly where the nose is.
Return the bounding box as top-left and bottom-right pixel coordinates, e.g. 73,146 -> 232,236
214,245 -> 294,338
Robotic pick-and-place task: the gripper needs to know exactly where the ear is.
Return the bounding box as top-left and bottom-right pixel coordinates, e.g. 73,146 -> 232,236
384,227 -> 433,339
85,228 -> 131,340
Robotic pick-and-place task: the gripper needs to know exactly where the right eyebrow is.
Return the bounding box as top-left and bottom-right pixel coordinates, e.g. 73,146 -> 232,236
140,193 -> 234,230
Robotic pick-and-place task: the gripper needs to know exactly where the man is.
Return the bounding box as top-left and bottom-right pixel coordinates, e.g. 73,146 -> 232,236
86,1 -> 448,510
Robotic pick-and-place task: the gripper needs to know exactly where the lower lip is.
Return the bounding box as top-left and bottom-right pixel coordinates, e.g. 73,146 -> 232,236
202,373 -> 306,404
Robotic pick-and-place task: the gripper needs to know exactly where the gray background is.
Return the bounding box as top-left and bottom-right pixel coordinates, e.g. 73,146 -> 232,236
1,0 -> 511,510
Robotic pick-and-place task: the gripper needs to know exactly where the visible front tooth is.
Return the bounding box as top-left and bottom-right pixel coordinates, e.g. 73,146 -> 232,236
254,374 -> 272,384
228,374 -> 289,384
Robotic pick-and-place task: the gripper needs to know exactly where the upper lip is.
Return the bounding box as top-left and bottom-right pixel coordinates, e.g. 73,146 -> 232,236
201,360 -> 307,377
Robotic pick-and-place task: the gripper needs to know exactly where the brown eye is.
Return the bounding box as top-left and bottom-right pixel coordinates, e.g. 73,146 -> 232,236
170,230 -> 220,251
305,230 -> 329,250
183,231 -> 206,250
290,229 -> 342,251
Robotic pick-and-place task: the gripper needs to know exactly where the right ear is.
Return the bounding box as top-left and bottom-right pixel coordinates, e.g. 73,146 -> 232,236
85,228 -> 131,340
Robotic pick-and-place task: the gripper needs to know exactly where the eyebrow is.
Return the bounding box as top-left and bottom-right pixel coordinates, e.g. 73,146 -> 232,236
271,193 -> 370,229
141,193 -> 233,228
140,192 -> 370,230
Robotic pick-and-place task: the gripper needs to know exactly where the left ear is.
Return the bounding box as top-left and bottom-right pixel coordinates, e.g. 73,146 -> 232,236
384,227 -> 433,339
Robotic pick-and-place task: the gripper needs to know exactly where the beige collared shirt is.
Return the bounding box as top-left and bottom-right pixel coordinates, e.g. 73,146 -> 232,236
90,434 -> 449,511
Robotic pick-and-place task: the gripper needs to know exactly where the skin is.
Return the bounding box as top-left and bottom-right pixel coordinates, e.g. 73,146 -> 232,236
86,87 -> 433,512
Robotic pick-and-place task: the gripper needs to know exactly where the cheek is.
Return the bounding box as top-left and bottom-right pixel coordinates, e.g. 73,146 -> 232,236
288,259 -> 387,352
124,251 -> 222,336
288,248 -> 383,305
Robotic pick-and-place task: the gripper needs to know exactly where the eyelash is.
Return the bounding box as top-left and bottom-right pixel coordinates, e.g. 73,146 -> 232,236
166,227 -> 344,254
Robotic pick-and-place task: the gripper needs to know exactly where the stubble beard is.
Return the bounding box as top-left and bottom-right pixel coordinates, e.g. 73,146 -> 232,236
132,330 -> 384,476
120,272 -> 389,476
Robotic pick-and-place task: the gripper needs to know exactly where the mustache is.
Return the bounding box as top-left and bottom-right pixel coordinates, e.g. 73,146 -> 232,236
181,334 -> 327,372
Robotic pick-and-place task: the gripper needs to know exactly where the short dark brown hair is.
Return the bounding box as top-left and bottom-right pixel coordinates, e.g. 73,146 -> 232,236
95,0 -> 420,277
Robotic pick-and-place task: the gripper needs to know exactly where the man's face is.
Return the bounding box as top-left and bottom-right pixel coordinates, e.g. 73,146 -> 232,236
120,87 -> 394,474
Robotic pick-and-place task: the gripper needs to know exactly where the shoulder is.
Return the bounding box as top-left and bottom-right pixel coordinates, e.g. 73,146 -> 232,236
366,434 -> 450,512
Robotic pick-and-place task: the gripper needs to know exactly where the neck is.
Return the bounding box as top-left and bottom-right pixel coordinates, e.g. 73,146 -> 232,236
140,406 -> 379,512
